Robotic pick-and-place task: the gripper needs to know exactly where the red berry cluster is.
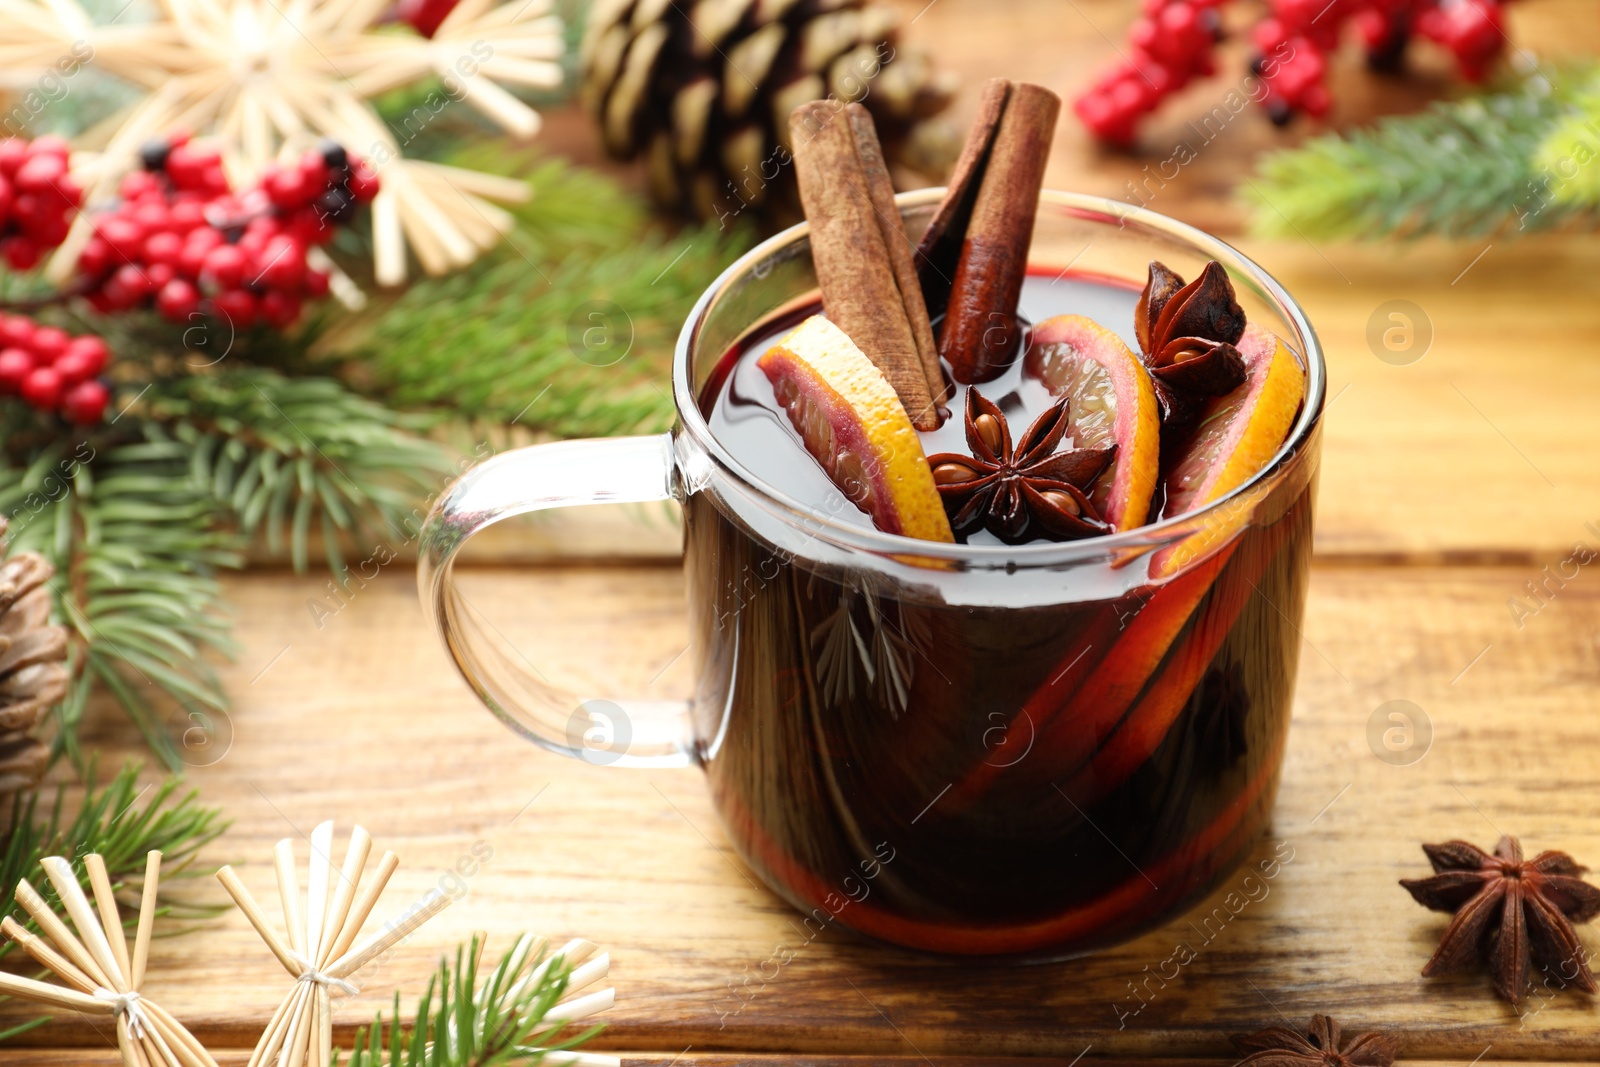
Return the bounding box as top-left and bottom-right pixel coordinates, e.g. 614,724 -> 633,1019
0,315 -> 110,424
1251,0 -> 1508,120
0,136 -> 82,271
1074,0 -> 1228,146
1075,0 -> 1513,144
79,133 -> 378,329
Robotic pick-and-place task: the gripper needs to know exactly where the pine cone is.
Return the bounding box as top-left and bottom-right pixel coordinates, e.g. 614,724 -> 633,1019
0,533 -> 68,825
581,0 -> 961,223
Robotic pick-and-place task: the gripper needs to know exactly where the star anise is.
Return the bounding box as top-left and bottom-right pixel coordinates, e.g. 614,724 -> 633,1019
1231,1014 -> 1398,1067
1135,260 -> 1248,448
926,389 -> 1114,544
1400,835 -> 1600,1004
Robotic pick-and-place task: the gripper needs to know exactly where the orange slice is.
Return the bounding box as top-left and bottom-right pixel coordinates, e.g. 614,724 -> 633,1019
1163,323 -> 1305,518
759,316 -> 954,542
1025,314 -> 1161,530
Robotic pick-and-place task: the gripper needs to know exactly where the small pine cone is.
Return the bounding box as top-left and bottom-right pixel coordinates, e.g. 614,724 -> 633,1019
581,0 -> 961,223
0,542 -> 68,826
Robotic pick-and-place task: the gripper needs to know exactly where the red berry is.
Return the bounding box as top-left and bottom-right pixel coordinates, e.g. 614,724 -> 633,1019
20,366 -> 62,408
259,236 -> 305,289
0,315 -> 33,348
120,170 -> 163,201
132,200 -> 172,234
79,237 -> 112,277
266,167 -> 311,208
30,326 -> 67,362
29,135 -> 70,160
303,268 -> 329,298
298,151 -> 329,188
165,144 -> 202,189
0,140 -> 26,176
156,278 -> 201,322
61,335 -> 108,376
143,230 -> 183,266
14,152 -> 66,194
96,276 -> 138,312
0,348 -> 33,392
61,379 -> 109,425
282,207 -> 328,247
112,262 -> 153,300
24,209 -> 69,248
347,165 -> 380,202
201,163 -> 229,195
3,237 -> 39,271
201,244 -> 248,289
97,216 -> 144,259
212,288 -> 258,326
0,174 -> 14,222
169,199 -> 206,232
146,262 -> 176,289
259,289 -> 302,328
51,176 -> 82,211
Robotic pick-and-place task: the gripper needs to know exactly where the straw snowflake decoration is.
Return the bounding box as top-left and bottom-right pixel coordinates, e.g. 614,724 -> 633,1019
0,851 -> 219,1067
3,0 -> 563,286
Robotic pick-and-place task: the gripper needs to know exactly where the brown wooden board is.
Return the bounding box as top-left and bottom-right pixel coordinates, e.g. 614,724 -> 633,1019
10,562 -> 1598,1060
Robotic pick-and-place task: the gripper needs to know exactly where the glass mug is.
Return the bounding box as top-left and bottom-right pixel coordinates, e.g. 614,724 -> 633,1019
418,190 -> 1325,958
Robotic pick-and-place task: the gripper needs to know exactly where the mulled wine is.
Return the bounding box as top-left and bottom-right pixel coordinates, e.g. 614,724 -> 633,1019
685,267 -> 1315,956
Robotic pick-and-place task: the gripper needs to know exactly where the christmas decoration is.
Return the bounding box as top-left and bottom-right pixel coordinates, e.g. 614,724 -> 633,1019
579,0 -> 960,221
217,821 -> 457,1066
0,135 -> 83,270
1074,0 -> 1518,145
220,821 -> 615,1067
3,0 -> 564,286
0,849 -> 218,1066
0,314 -> 111,423
79,132 -> 376,330
1243,67 -> 1599,239
0,525 -> 68,823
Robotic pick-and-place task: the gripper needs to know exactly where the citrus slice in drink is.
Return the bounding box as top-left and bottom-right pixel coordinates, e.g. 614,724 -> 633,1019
1163,323 -> 1306,518
1025,314 -> 1161,530
759,315 -> 954,542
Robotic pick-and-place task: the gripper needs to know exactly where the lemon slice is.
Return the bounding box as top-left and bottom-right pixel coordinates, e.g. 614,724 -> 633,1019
759,316 -> 954,543
1026,314 -> 1162,530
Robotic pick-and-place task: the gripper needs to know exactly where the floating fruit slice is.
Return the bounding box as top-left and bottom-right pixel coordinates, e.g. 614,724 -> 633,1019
1162,323 -> 1305,519
1024,314 -> 1161,530
759,316 -> 954,542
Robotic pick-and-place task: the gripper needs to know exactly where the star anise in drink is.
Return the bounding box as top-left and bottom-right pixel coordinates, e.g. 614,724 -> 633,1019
1231,1014 -> 1398,1067
1400,835 -> 1600,1004
926,388 -> 1114,544
1135,260 -> 1248,450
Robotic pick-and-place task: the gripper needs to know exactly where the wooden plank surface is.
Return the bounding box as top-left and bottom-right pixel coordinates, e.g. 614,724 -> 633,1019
14,561 -> 1599,1060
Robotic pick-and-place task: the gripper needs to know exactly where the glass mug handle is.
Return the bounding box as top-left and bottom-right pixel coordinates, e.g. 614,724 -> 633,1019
417,434 -> 696,768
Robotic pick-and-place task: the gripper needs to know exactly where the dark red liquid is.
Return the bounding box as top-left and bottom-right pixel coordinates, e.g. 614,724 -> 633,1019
685,270 -> 1317,956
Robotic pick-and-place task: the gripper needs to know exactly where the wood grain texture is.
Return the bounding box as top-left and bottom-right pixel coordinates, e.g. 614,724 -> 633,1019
11,563 -> 1599,1060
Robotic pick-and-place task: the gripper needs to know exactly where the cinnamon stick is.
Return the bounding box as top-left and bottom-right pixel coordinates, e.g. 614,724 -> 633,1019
929,81 -> 1060,385
789,100 -> 942,428
914,77 -> 1011,320
845,103 -> 947,406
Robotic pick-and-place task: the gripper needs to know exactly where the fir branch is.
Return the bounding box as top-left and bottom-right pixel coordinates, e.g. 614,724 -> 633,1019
138,367 -> 451,575
335,934 -> 607,1067
0,762 -> 227,1034
1244,73 -> 1592,240
0,427 -> 240,769
355,214 -> 749,437
1534,71 -> 1600,209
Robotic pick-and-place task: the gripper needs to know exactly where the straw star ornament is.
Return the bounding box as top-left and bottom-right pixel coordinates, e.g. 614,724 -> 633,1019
0,850 -> 219,1067
216,821 -> 457,1067
2,0 -> 563,285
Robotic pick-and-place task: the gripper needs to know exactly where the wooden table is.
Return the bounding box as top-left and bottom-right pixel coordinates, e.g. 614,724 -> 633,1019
8,0 -> 1600,1062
